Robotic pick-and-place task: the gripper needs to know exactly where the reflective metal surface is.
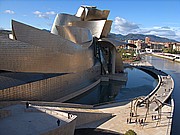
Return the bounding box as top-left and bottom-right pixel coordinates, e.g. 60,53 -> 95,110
51,14 -> 80,35
0,5 -> 123,101
76,6 -> 110,21
0,64 -> 101,101
97,38 -> 124,73
13,20 -> 80,53
85,8 -> 110,21
68,20 -> 106,38
0,21 -> 95,73
56,25 -> 93,46
76,6 -> 85,18
101,20 -> 112,37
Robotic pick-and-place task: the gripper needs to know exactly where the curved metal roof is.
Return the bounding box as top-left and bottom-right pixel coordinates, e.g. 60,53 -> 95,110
56,25 -> 93,47
51,13 -> 81,35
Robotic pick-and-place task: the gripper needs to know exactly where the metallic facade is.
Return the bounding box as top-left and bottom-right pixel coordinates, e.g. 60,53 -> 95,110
51,13 -> 81,35
67,20 -> 106,38
75,5 -> 110,21
0,5 -> 124,101
56,25 -> 93,46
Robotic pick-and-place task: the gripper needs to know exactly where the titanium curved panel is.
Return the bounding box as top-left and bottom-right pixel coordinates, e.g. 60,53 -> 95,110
101,20 -> 112,38
12,20 -> 81,54
0,37 -> 94,73
68,20 -> 106,38
75,6 -> 110,21
75,6 -> 85,18
51,14 -> 80,35
56,25 -> 93,46
85,8 -> 110,21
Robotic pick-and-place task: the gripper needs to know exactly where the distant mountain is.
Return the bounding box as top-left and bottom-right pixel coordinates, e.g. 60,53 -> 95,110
108,33 -> 178,43
0,30 -> 177,43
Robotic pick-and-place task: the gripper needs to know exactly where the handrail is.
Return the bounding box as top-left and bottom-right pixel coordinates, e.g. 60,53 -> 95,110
162,76 -> 174,104
166,97 -> 174,135
133,65 -> 174,111
142,75 -> 161,102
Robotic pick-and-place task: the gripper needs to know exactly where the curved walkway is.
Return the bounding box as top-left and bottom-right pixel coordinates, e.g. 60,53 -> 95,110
132,62 -> 174,111
152,53 -> 180,63
78,61 -> 174,135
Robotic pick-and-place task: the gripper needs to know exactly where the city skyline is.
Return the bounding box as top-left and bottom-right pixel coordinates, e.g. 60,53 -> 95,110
0,0 -> 180,41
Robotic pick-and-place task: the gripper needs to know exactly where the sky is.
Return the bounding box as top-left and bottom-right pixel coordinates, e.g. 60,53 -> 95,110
0,0 -> 180,41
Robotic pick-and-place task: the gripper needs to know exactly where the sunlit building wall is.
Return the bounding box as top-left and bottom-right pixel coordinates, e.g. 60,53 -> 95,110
0,5 -> 124,101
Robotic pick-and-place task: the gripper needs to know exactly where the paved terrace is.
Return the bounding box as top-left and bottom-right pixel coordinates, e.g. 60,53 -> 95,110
132,61 -> 174,111
0,104 -> 76,135
0,101 -> 112,135
0,100 -> 173,135
78,100 -> 173,135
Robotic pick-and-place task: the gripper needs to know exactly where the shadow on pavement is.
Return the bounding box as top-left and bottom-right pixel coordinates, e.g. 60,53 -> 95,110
74,128 -> 123,135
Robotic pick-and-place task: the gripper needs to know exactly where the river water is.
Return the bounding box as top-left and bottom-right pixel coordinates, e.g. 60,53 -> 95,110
66,55 -> 179,134
66,67 -> 157,105
144,55 -> 180,135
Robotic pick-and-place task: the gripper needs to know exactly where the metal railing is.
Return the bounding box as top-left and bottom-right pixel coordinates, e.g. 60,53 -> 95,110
166,97 -> 174,135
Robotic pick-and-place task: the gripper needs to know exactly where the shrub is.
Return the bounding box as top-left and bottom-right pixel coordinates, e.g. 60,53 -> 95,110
124,129 -> 137,135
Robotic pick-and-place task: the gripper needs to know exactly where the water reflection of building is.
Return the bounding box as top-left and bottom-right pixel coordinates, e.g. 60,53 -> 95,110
0,6 -> 124,101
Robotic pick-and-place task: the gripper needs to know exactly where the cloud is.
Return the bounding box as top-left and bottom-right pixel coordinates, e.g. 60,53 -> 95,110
114,17 -> 139,34
113,16 -> 180,41
138,27 -> 180,41
46,11 -> 56,15
33,10 -> 56,19
4,10 -> 15,14
139,27 -> 175,36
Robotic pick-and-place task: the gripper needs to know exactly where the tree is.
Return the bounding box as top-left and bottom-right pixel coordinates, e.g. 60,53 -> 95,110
125,129 -> 137,135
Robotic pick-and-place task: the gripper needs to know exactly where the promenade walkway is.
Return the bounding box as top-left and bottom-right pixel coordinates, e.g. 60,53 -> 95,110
83,101 -> 173,135
132,61 -> 174,111
77,61 -> 174,135
152,53 -> 180,63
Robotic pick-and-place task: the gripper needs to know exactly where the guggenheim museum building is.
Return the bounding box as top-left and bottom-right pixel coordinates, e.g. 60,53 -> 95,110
0,6 -> 124,101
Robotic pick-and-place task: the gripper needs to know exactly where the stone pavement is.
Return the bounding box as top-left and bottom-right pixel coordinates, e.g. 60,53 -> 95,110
78,102 -> 173,135
0,104 -> 71,135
